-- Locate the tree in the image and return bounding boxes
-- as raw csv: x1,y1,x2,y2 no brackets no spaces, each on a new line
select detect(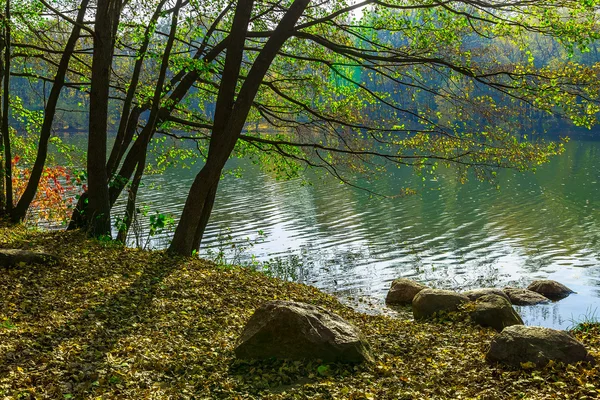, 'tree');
165,0,600,255
0,0,11,215
9,0,90,222
4,0,600,255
